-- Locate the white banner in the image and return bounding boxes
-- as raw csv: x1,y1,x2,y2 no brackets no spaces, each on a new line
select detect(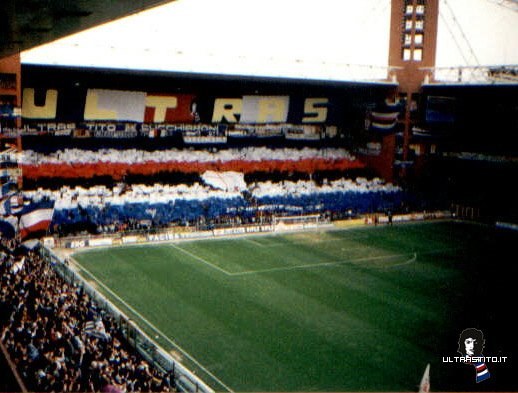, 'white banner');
84,89,146,122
